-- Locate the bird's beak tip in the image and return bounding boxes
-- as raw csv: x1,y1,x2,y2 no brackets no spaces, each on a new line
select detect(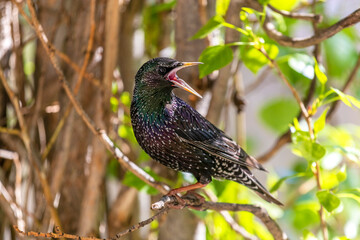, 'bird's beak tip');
182,62,203,66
